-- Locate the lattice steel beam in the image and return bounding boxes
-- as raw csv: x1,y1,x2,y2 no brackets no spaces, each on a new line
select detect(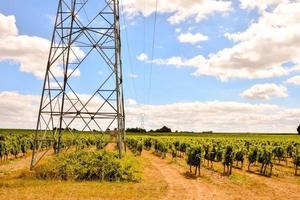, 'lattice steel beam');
30,0,125,169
